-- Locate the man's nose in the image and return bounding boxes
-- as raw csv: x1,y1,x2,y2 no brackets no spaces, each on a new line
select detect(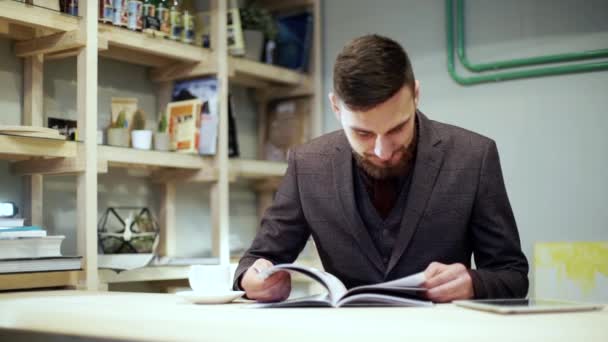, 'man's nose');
374,136,393,161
